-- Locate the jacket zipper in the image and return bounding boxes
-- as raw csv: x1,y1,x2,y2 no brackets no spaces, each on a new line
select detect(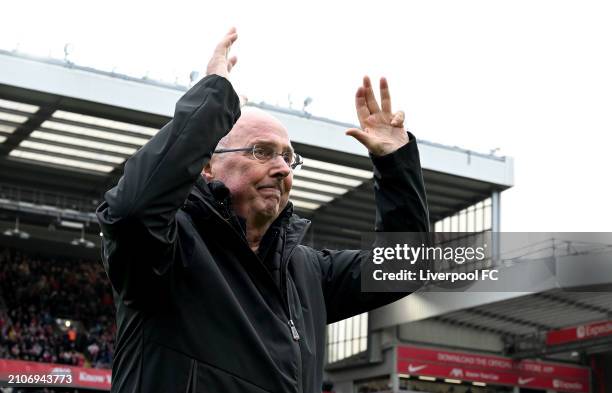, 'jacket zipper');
278,228,302,342
281,227,310,393
198,197,305,328
194,196,307,392
288,319,300,341
280,223,311,342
